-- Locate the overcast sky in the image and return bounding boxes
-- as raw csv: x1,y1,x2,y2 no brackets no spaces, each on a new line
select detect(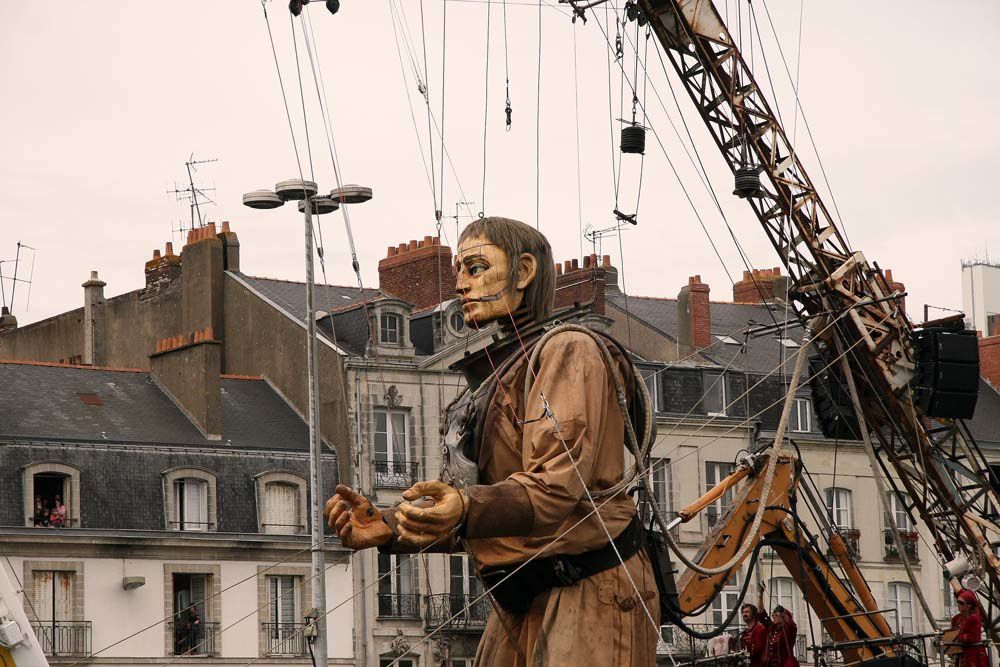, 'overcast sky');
2,1,998,327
